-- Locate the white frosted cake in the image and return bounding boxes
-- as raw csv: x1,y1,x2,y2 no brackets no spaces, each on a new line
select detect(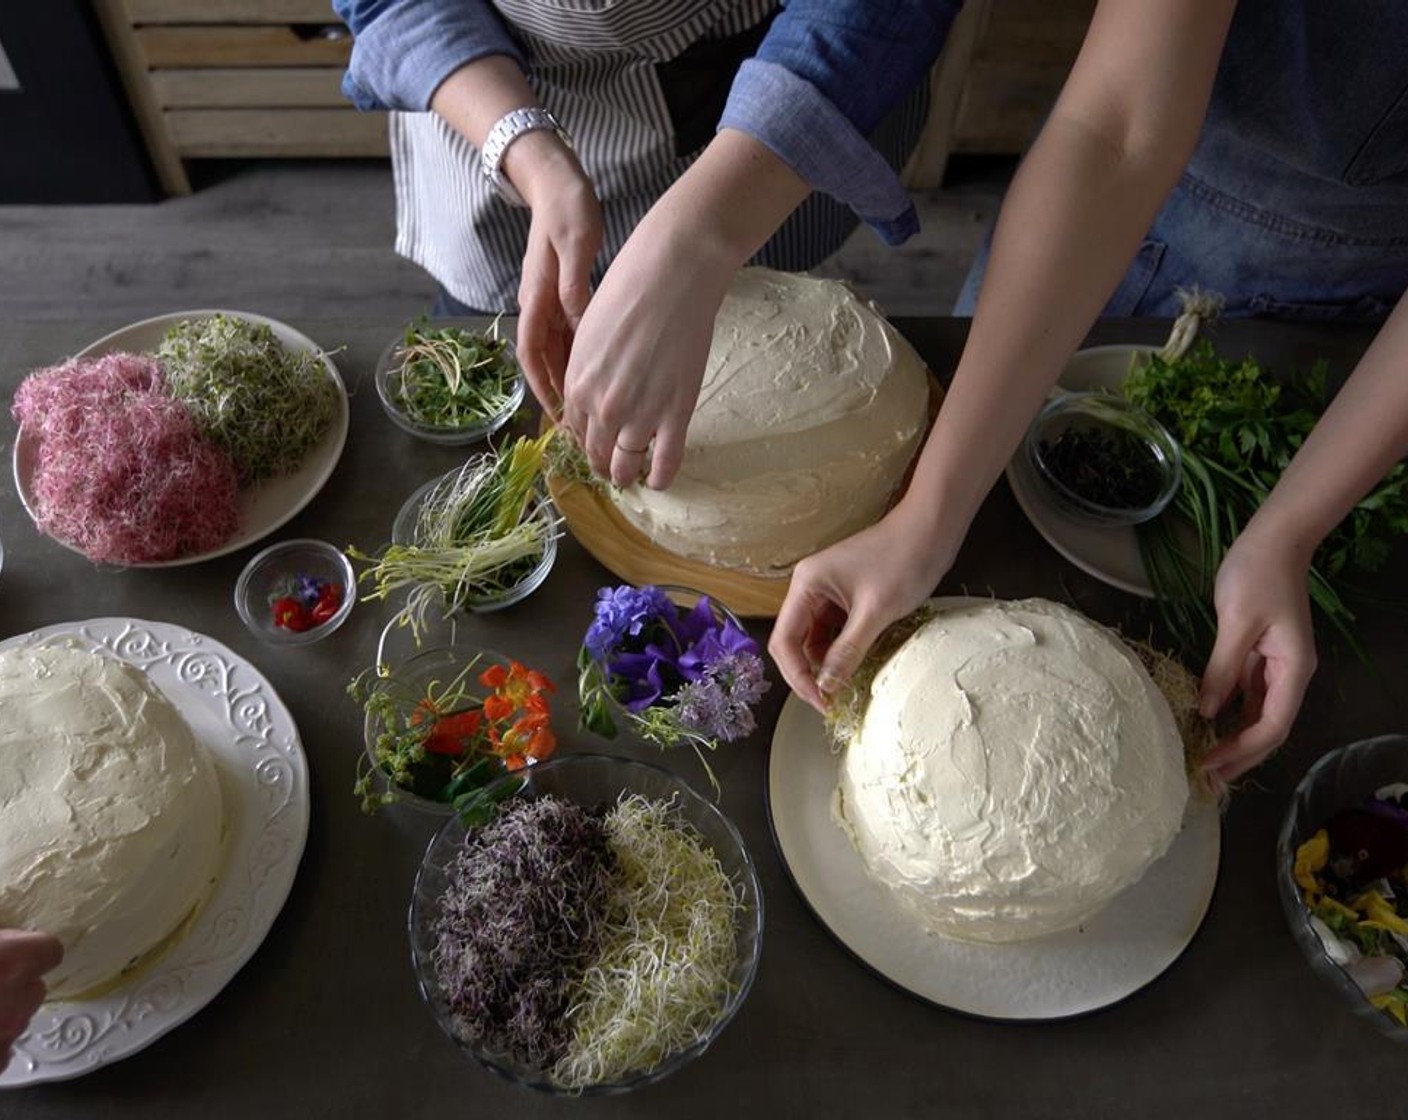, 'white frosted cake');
833,597,1188,943
0,641,225,999
612,267,929,574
